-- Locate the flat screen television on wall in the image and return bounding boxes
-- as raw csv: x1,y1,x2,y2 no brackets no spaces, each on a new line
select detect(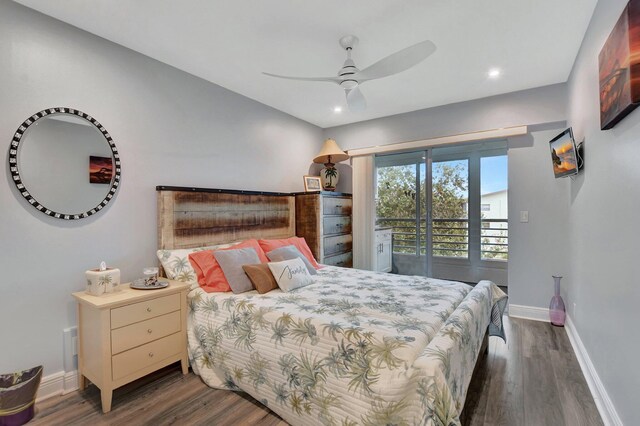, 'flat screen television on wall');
549,128,581,178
